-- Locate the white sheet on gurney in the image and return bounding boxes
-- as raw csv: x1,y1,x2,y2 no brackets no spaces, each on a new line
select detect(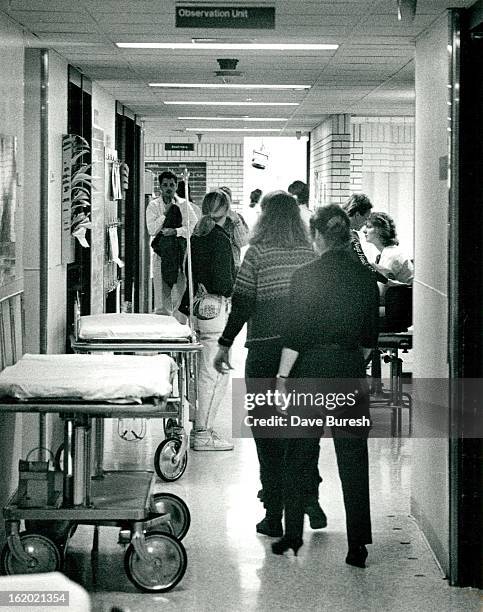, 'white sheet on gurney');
0,353,175,401
78,313,191,340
